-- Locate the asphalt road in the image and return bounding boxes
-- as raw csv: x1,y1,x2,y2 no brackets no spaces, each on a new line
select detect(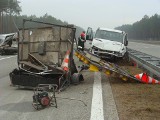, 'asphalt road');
0,55,118,120
0,56,17,78
0,41,159,120
128,41,160,58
